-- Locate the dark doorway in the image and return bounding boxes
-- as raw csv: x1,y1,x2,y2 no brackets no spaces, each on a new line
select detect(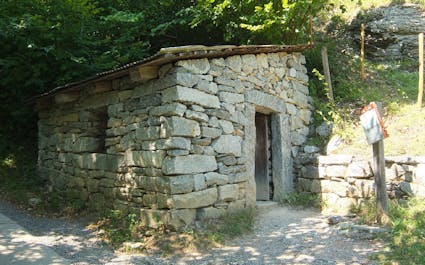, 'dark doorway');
255,112,273,200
